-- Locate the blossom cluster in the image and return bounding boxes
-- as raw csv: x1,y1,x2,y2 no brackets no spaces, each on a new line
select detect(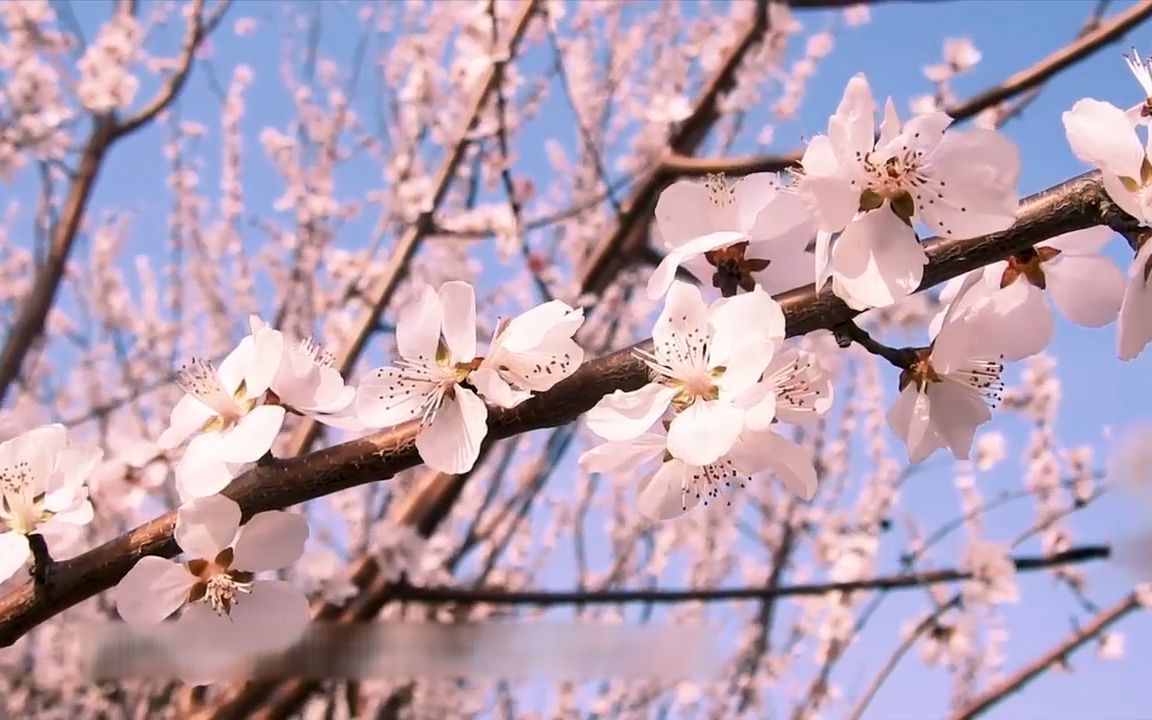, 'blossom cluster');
2,52,1151,676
